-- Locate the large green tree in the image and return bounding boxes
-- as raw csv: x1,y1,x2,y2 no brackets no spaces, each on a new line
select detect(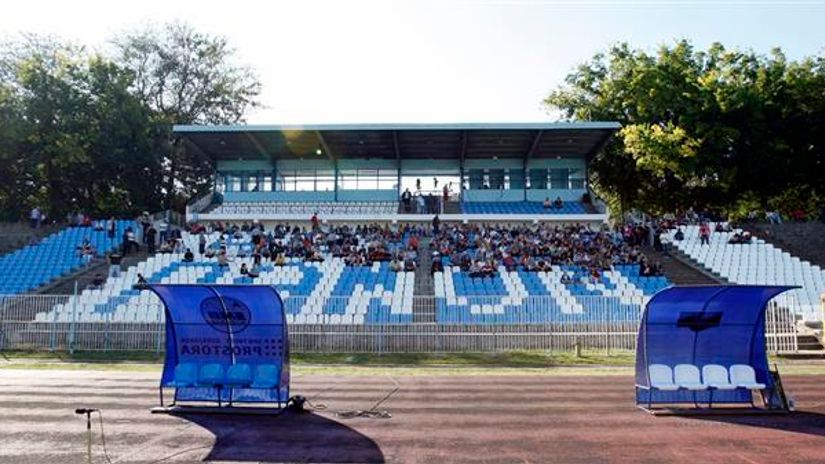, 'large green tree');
113,22,261,210
0,36,162,219
545,40,825,218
